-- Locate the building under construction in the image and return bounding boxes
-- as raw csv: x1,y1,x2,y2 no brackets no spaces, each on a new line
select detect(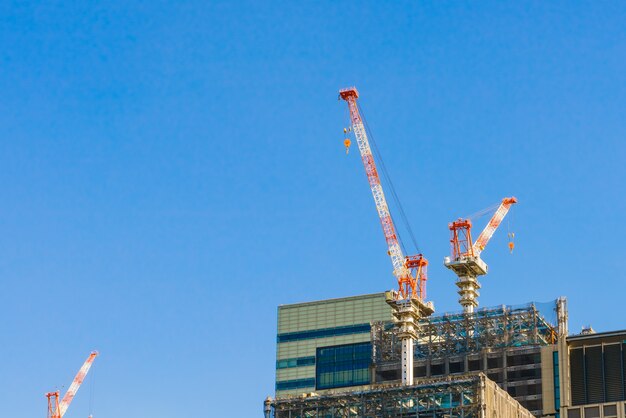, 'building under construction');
265,293,566,418
263,87,626,417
